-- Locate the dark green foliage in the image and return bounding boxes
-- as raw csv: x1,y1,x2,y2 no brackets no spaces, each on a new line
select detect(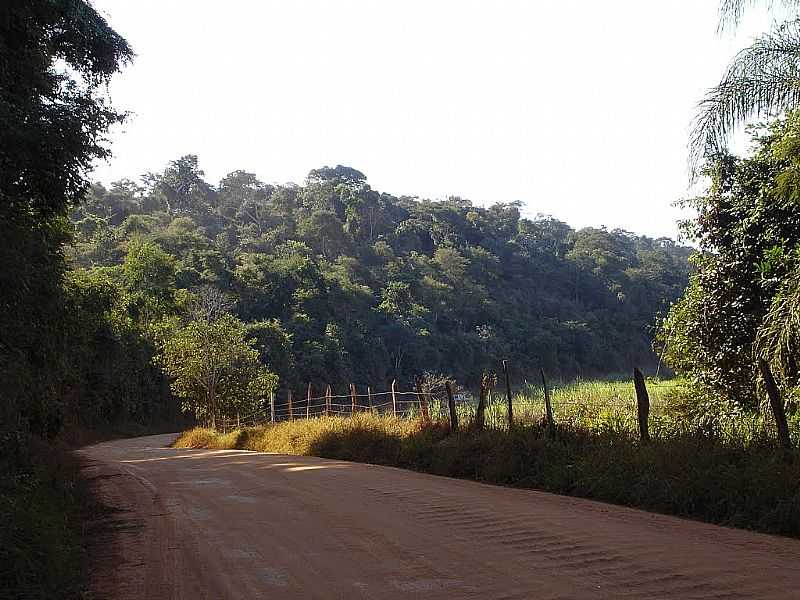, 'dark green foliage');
663,115,800,408
0,0,182,442
73,158,692,390
0,439,87,600
0,0,132,218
